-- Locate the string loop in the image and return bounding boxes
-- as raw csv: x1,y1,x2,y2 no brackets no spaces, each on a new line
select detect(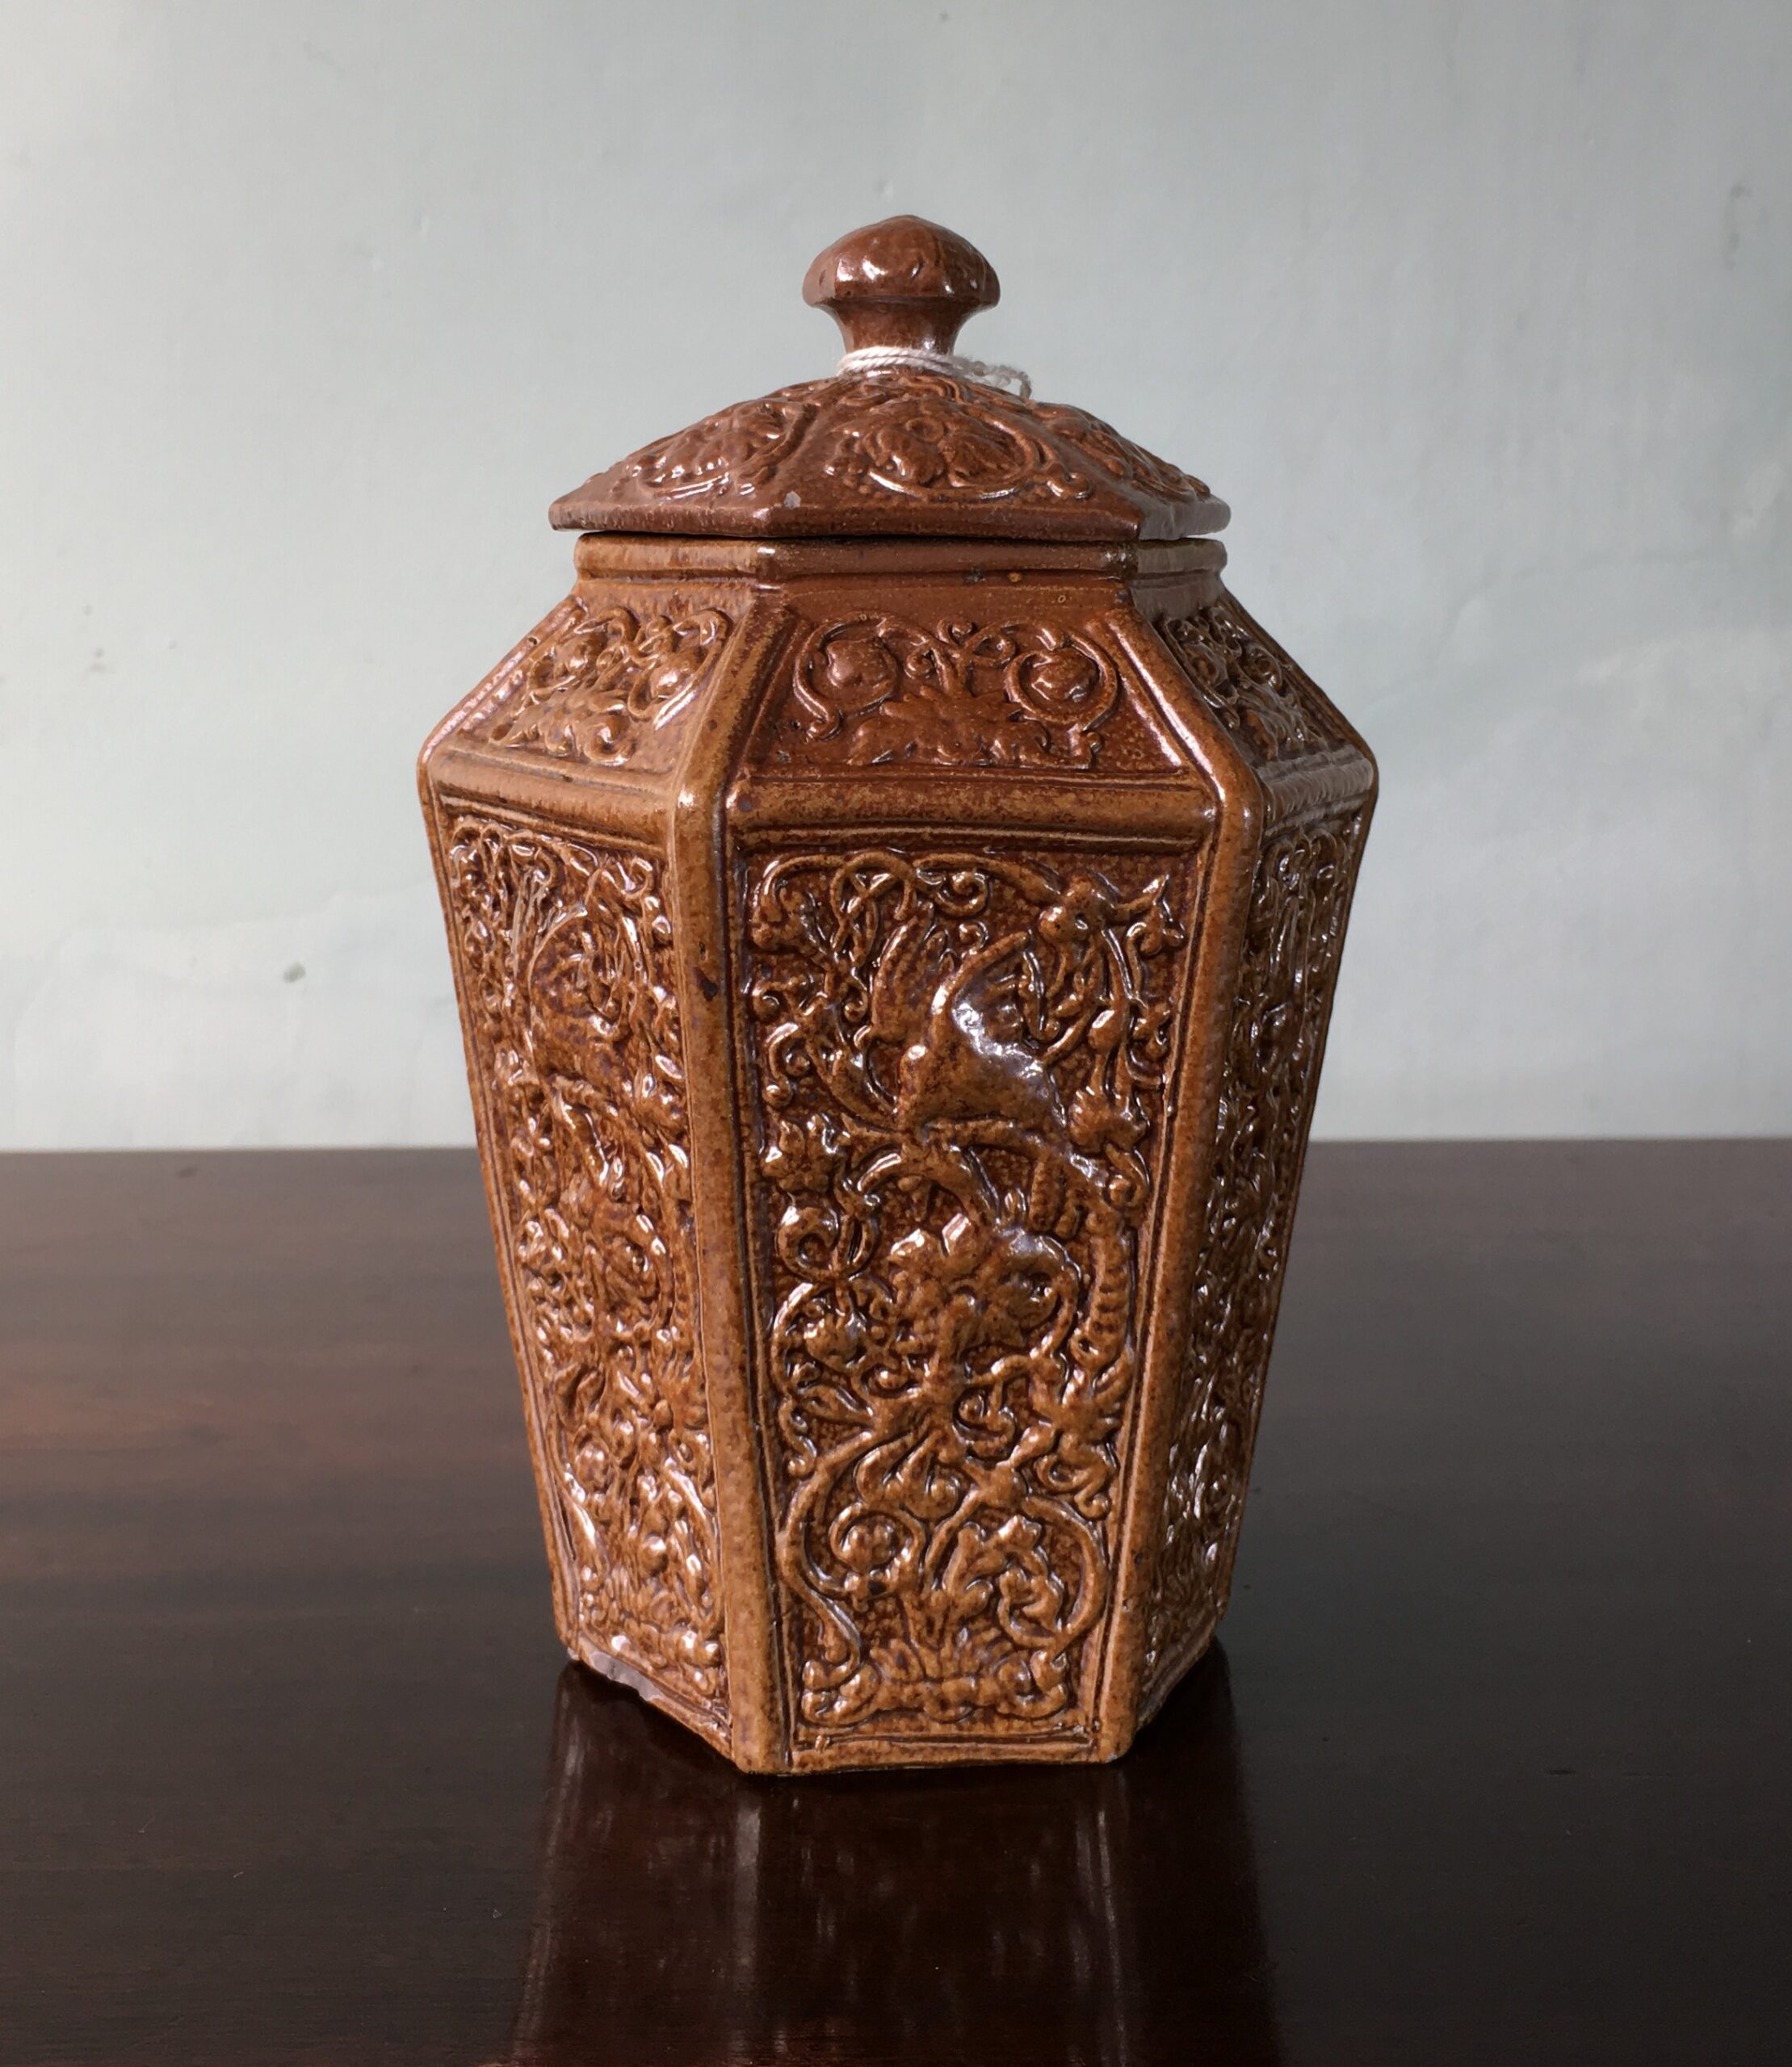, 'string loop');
837,344,1032,401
